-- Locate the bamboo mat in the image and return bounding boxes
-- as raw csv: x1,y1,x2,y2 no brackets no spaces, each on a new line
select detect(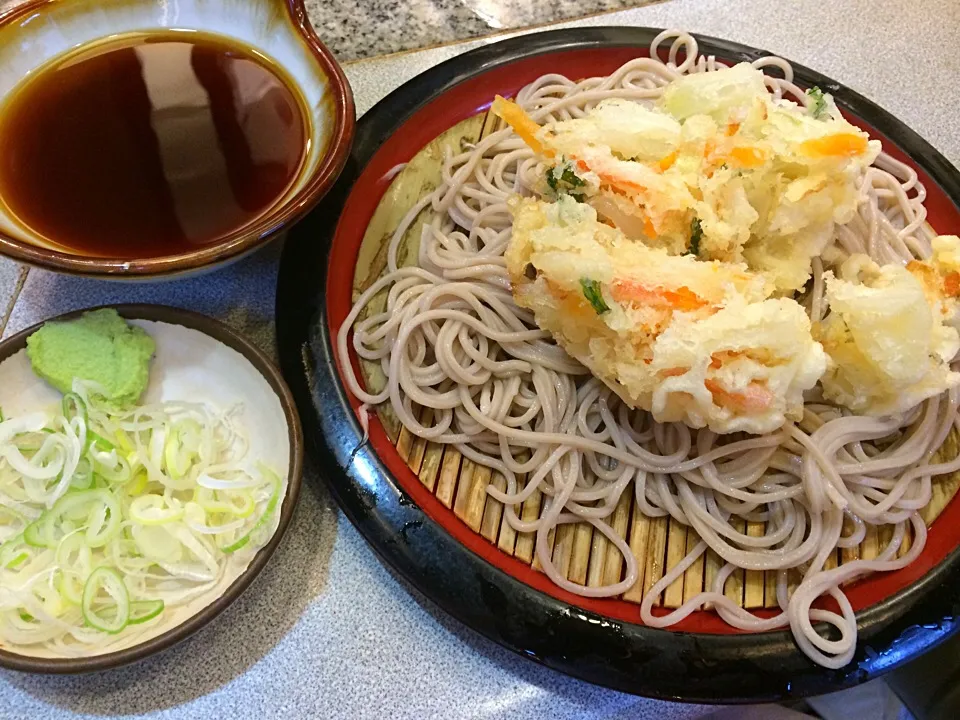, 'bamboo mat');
350,109,960,610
